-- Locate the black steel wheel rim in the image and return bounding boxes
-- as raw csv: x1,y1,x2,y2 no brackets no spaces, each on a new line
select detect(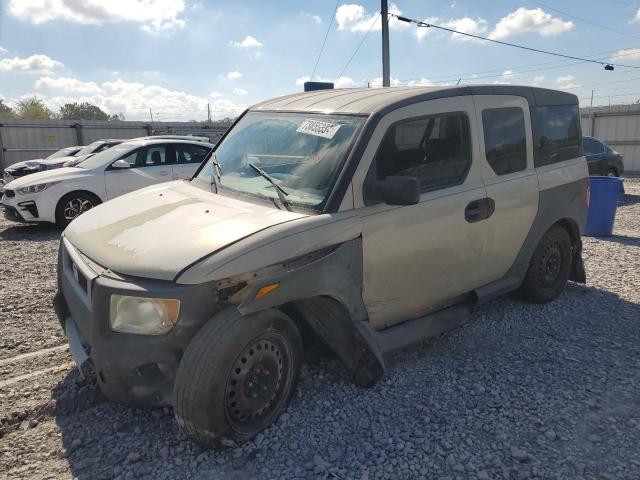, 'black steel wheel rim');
540,242,562,288
225,334,290,431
